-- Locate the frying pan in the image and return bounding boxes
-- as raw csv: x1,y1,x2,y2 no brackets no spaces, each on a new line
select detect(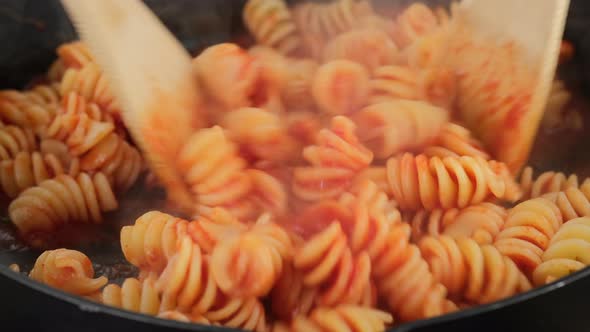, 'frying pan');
2,0,590,331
